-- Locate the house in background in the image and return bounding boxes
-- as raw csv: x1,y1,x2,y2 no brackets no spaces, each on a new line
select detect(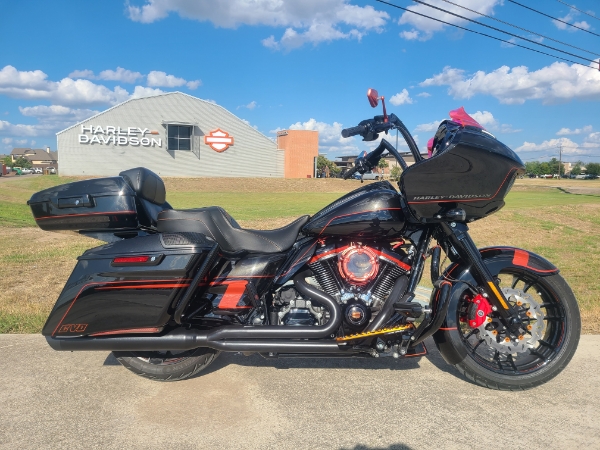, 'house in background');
10,147,58,171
